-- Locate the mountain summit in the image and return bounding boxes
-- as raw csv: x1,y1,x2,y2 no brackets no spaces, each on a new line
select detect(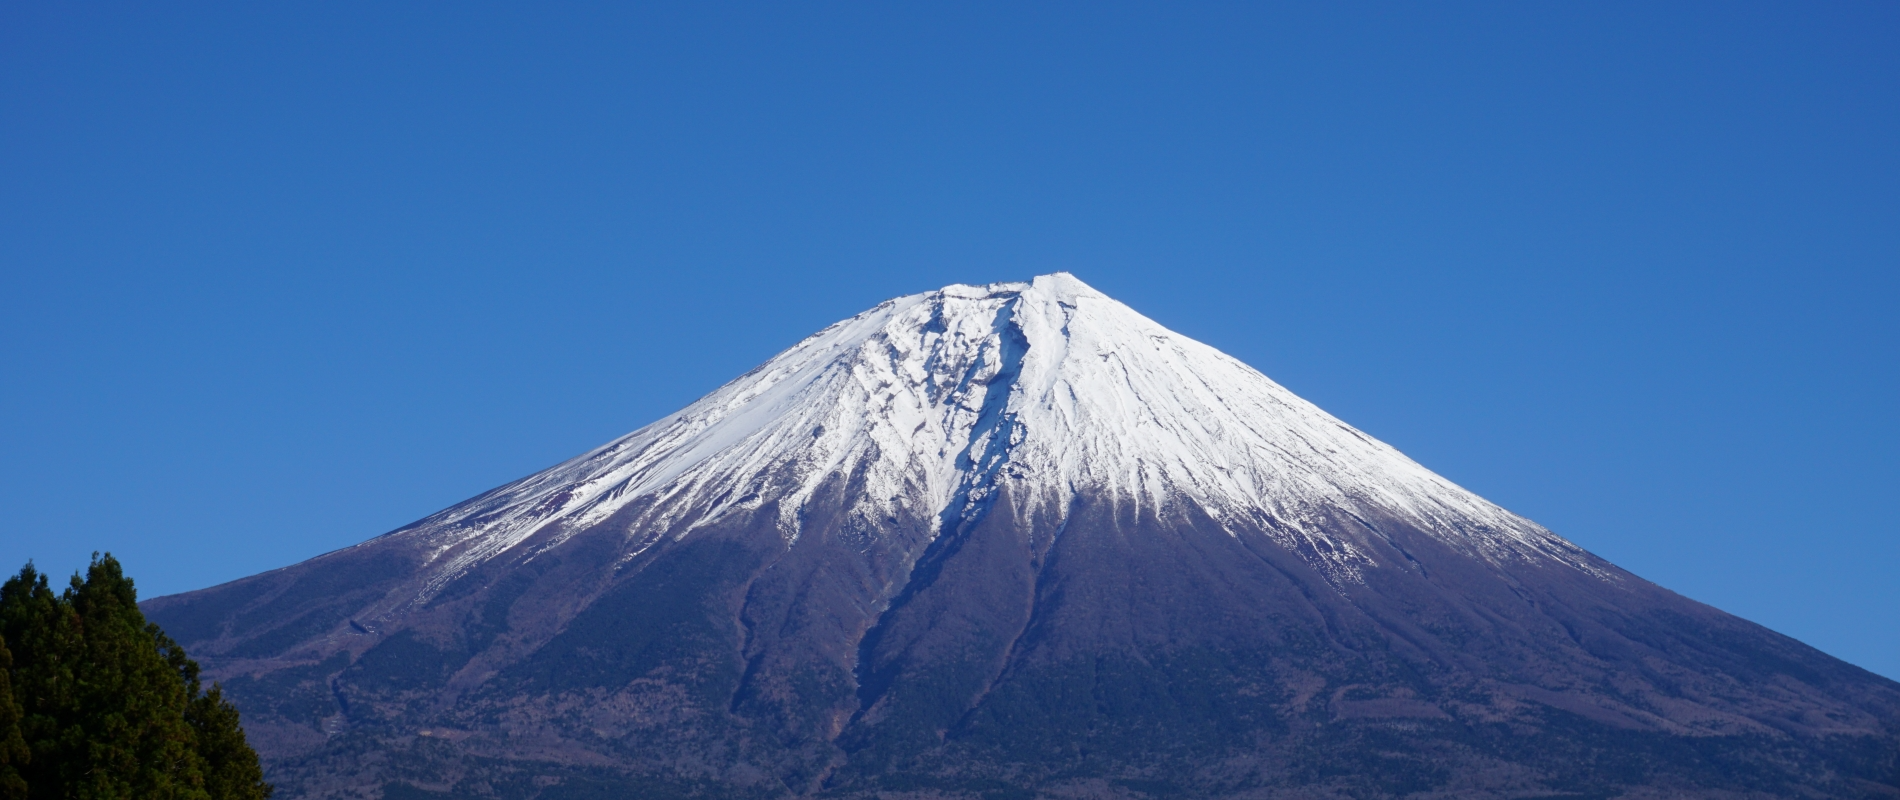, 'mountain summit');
394,273,1588,604
146,275,1900,799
